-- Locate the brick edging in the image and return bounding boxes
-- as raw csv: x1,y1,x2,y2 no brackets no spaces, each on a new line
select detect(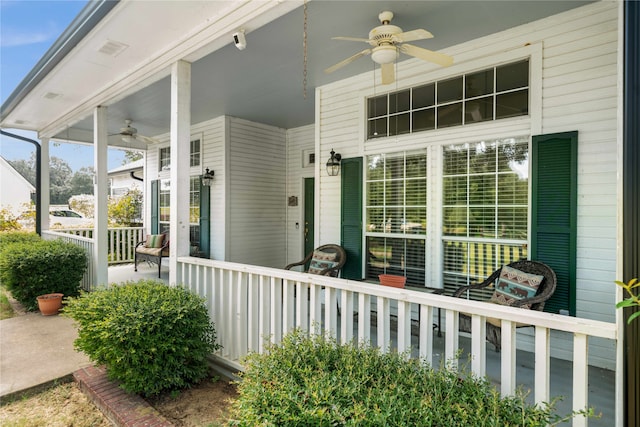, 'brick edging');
73,365,173,427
